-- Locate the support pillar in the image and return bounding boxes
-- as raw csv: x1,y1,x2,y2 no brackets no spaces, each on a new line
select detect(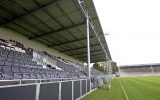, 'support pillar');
87,16,90,79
